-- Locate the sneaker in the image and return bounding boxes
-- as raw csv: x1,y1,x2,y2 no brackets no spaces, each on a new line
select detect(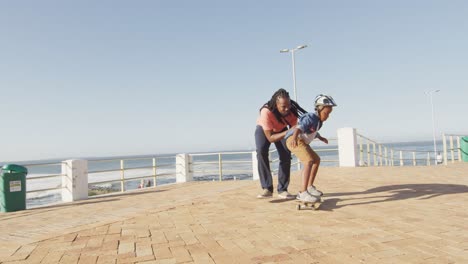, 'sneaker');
296,191,318,203
307,185,323,197
278,191,295,199
257,189,273,198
